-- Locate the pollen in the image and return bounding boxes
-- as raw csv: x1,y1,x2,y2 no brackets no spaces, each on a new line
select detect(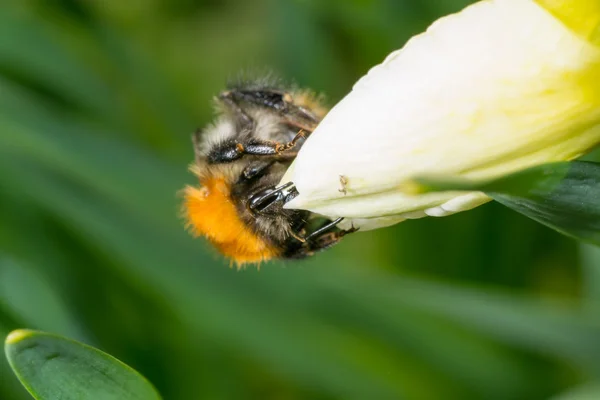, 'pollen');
183,177,279,266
